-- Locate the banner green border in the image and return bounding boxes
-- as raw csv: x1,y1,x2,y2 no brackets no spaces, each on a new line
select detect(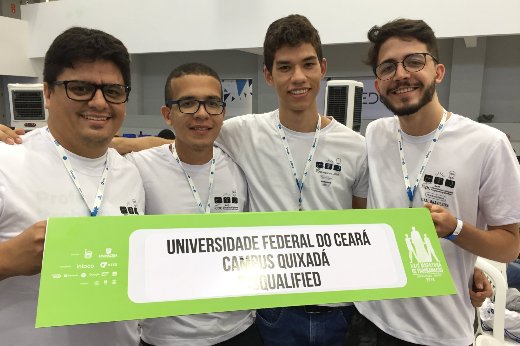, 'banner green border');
36,208,455,327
